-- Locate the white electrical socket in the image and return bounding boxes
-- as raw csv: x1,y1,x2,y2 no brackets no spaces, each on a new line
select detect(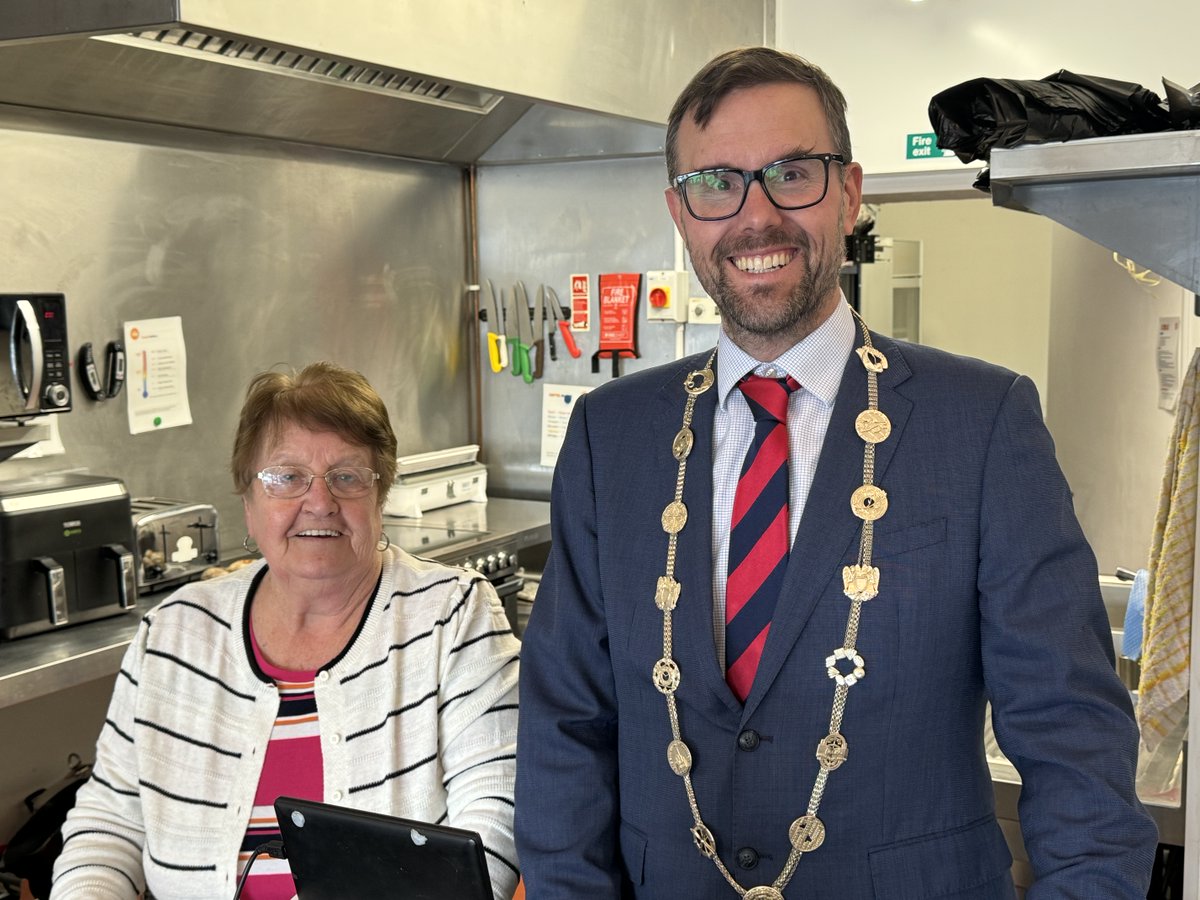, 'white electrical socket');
688,295,721,325
645,270,689,322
